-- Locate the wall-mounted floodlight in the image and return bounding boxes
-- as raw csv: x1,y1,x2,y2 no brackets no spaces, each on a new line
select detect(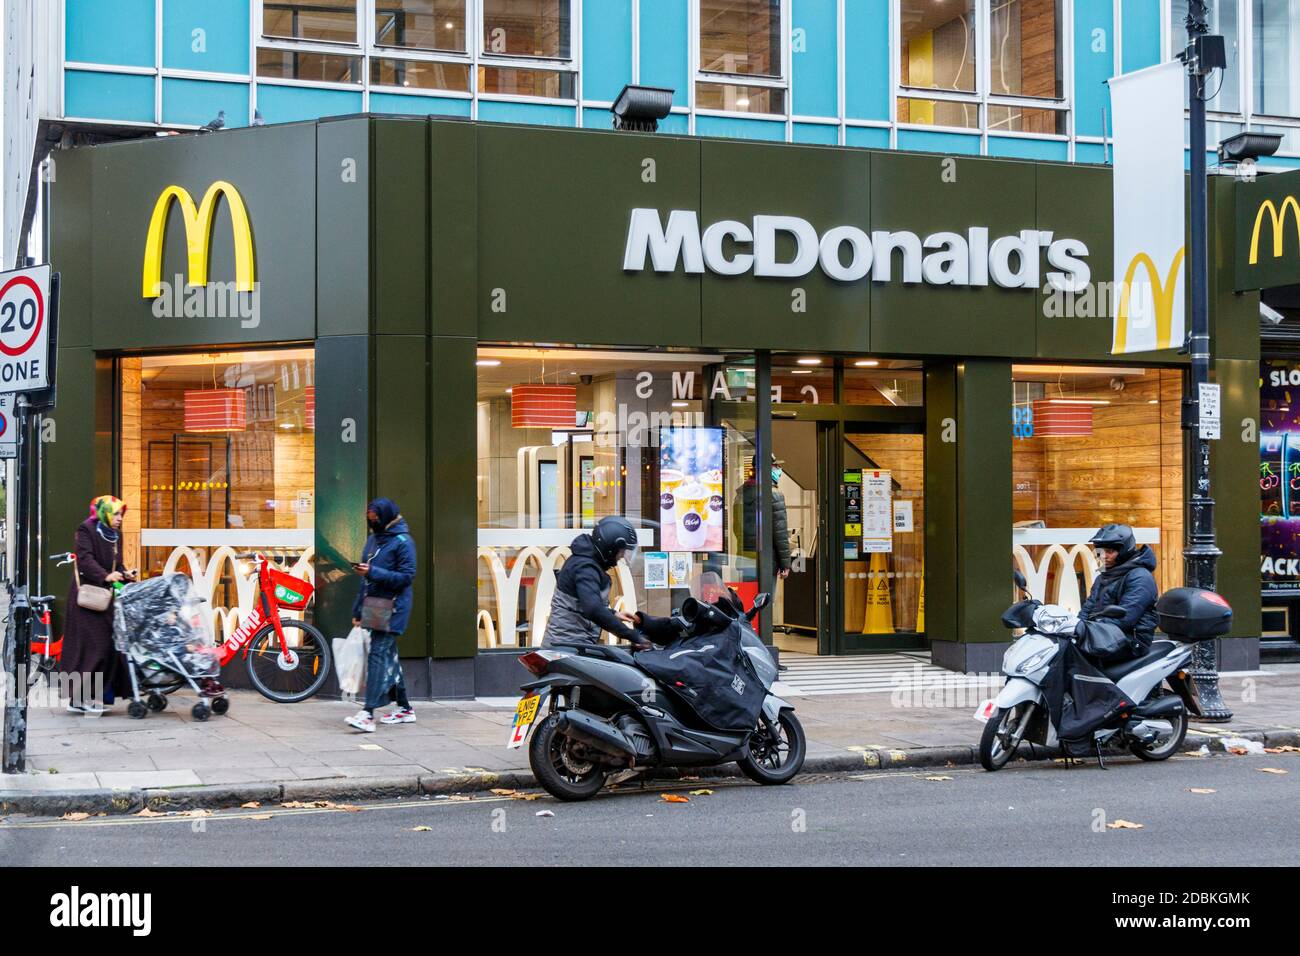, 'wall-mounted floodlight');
1218,131,1283,182
611,85,674,133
